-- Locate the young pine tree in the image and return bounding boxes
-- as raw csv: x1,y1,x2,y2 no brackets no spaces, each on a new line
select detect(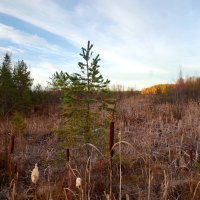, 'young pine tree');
51,41,111,147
